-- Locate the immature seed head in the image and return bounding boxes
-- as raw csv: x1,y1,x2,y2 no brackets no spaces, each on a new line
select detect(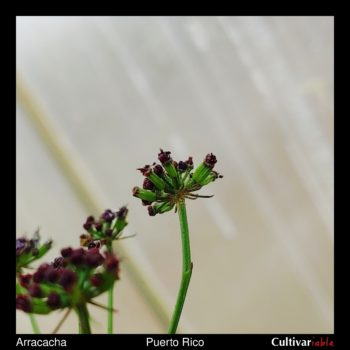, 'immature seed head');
143,178,155,190
158,149,172,164
16,295,32,312
116,206,128,219
16,232,52,271
33,263,50,283
28,284,43,298
16,238,26,255
80,207,129,247
132,186,140,197
94,222,103,231
134,149,222,216
69,248,86,266
53,256,66,269
90,273,104,287
47,292,61,309
101,209,115,223
83,222,92,230
153,164,164,176
45,265,59,283
186,157,193,166
19,274,32,288
104,252,120,278
61,247,73,258
178,161,187,171
147,206,156,216
204,153,217,169
85,248,104,268
137,165,152,176
86,216,95,223
58,269,77,291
